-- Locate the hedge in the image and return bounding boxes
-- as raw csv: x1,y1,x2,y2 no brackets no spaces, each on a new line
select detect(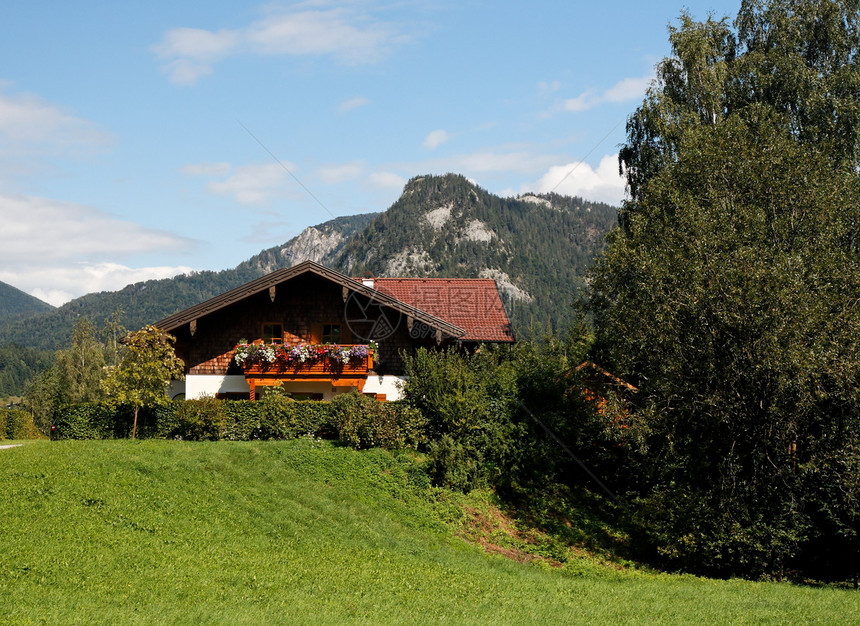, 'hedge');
51,394,426,450
0,408,43,440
